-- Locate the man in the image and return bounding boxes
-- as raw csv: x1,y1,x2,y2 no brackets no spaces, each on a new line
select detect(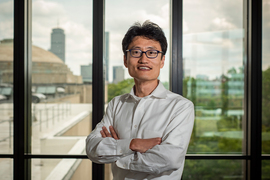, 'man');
86,21,194,179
